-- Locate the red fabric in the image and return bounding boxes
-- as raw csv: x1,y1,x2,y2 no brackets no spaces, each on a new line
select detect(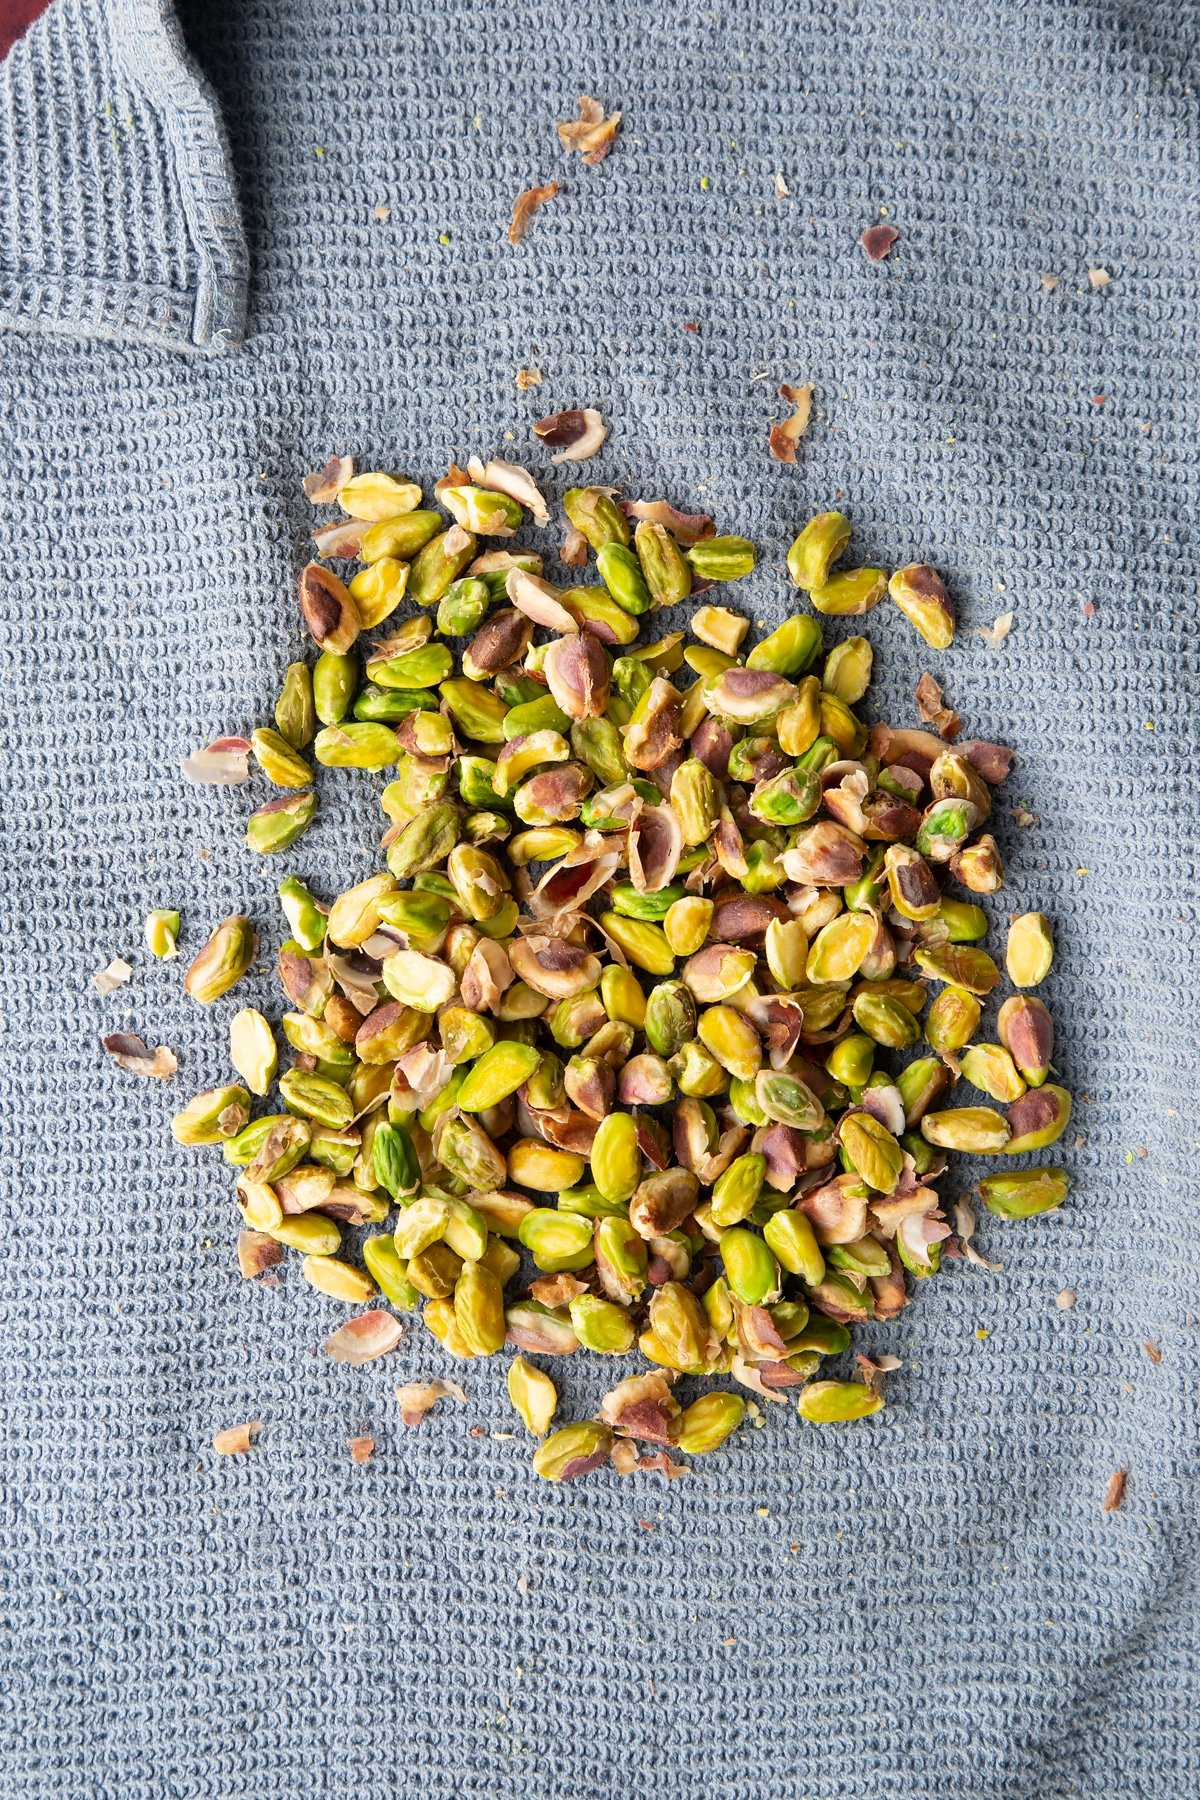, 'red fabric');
0,0,51,60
